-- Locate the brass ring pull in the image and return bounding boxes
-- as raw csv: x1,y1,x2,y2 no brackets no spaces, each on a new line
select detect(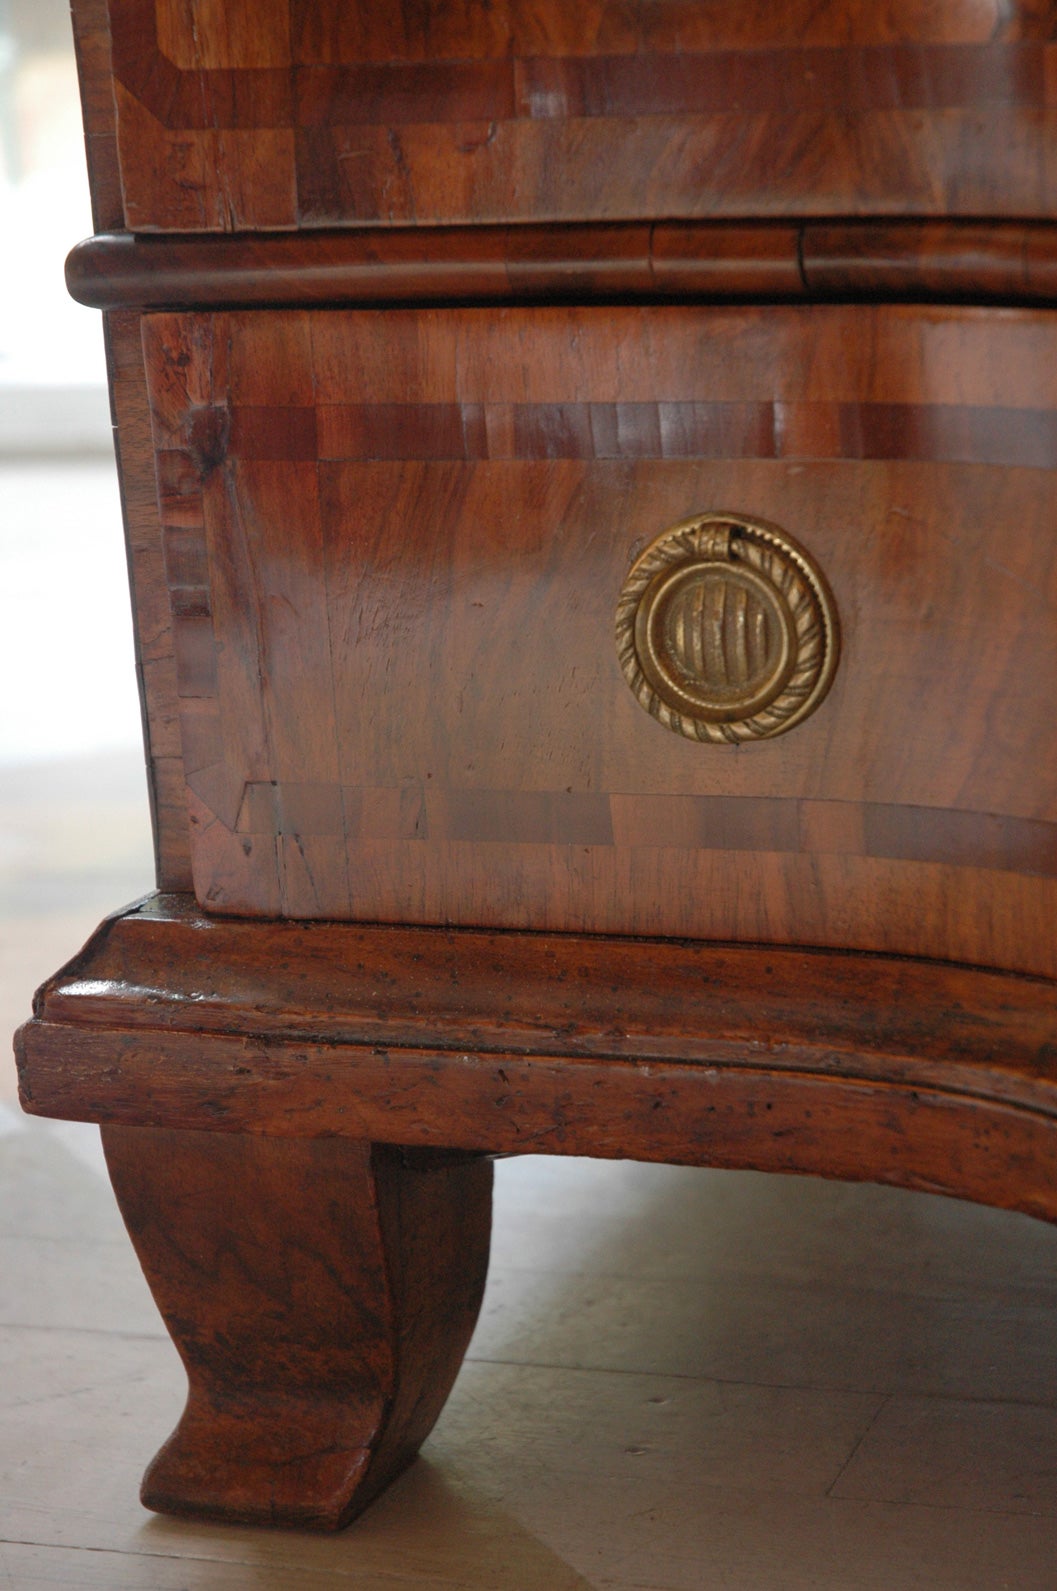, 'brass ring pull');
615,512,840,743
